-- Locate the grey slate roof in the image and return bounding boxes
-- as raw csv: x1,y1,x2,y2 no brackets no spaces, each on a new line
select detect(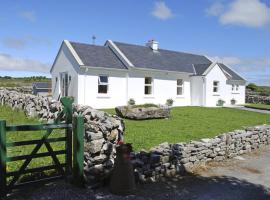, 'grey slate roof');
70,41,127,69
217,63,245,81
32,82,50,89
68,40,245,81
193,63,245,81
193,63,212,75
113,41,212,73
